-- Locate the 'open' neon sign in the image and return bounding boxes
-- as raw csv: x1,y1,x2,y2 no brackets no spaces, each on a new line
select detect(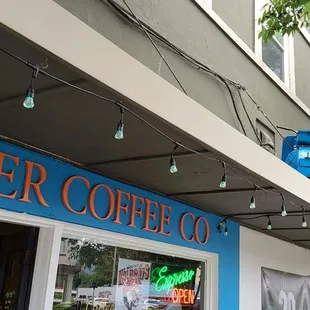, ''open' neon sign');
171,288,195,305
155,265,195,294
